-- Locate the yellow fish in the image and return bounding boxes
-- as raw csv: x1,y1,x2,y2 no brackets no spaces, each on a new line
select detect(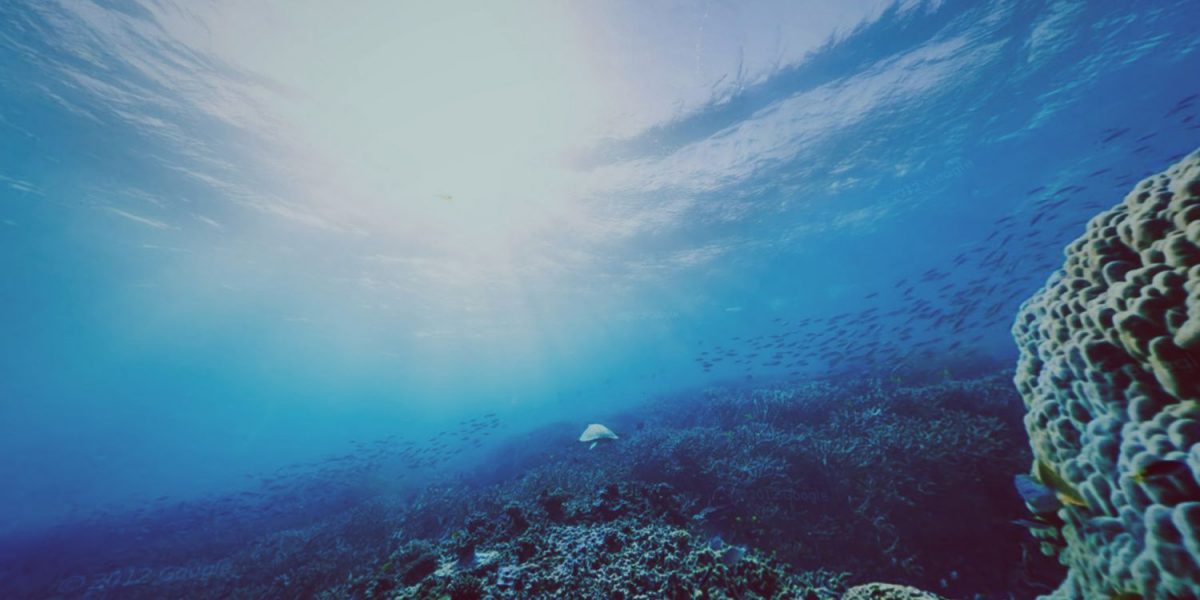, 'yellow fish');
1036,459,1089,508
